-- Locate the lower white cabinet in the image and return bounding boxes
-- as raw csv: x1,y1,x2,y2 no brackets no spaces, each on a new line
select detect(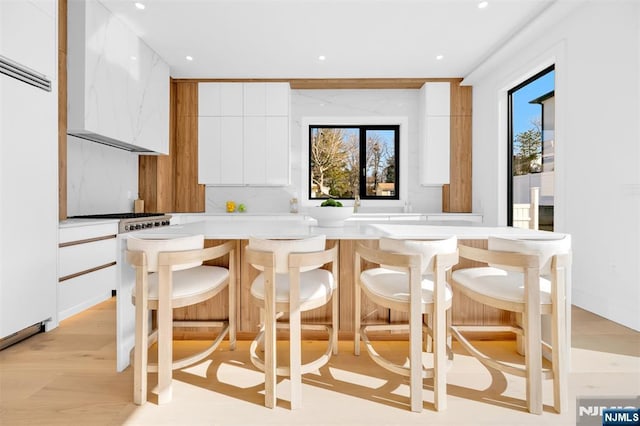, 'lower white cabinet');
58,222,118,321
